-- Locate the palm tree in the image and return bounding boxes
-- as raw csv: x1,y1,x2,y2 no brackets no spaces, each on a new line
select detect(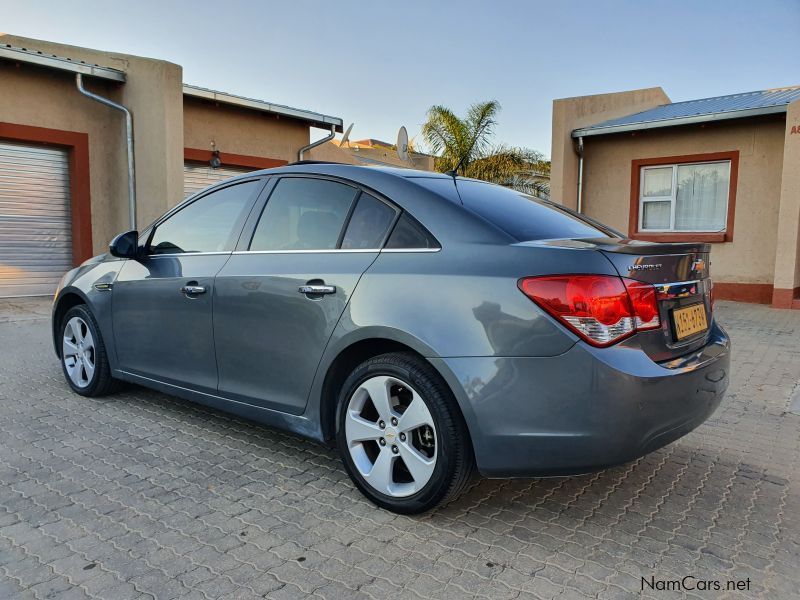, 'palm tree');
421,100,500,175
421,101,548,196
